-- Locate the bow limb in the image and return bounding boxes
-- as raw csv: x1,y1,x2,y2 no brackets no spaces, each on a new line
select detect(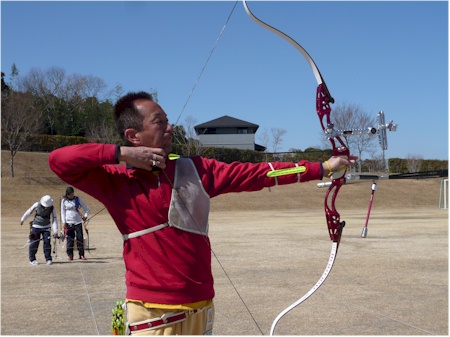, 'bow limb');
270,242,338,335
242,0,333,103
